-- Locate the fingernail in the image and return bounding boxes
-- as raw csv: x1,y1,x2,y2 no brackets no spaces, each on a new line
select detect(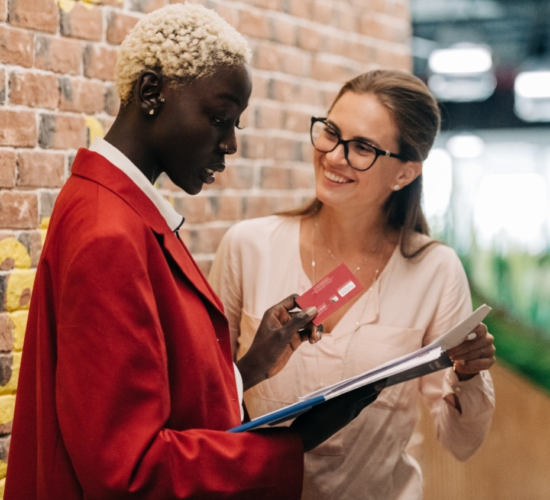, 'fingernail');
305,307,317,316
467,333,477,341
